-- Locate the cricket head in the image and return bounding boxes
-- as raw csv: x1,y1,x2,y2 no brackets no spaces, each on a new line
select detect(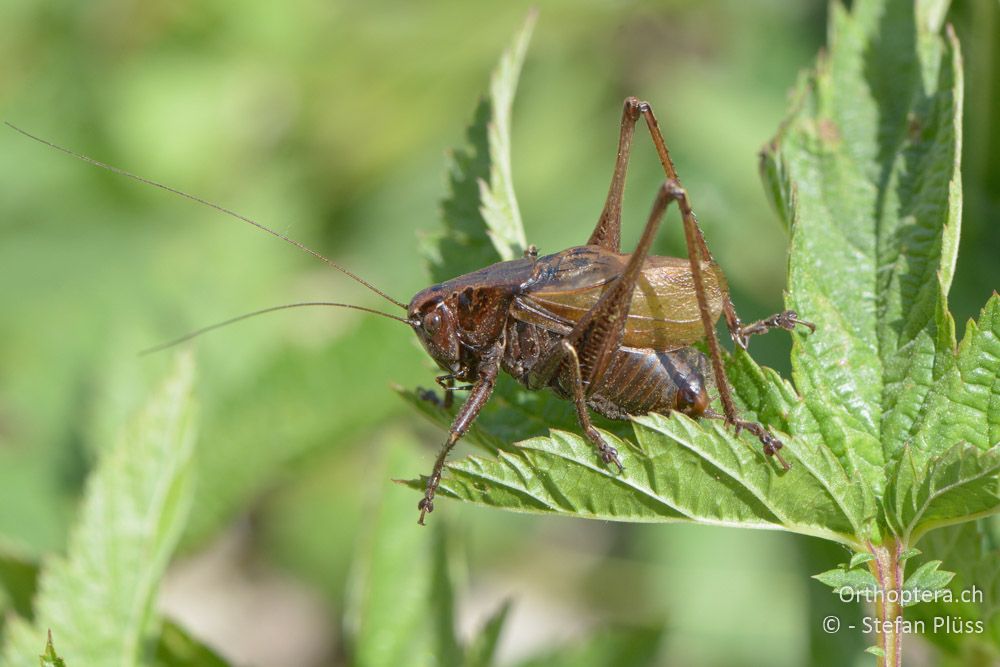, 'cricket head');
407,285,462,373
